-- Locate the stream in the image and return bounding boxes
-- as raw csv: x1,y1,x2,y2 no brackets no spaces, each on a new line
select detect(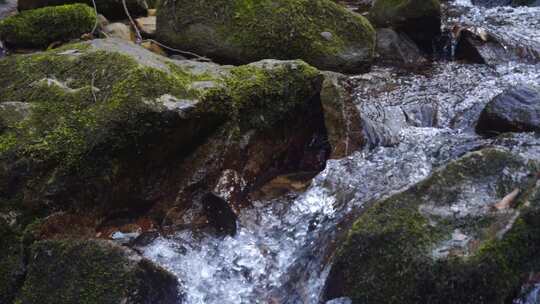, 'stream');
142,1,540,303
